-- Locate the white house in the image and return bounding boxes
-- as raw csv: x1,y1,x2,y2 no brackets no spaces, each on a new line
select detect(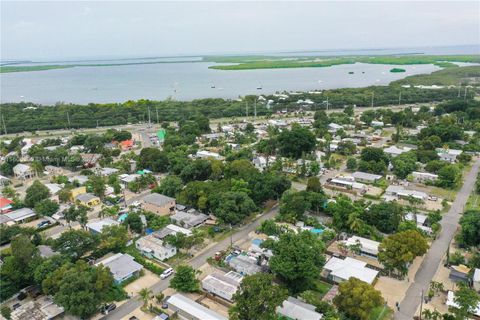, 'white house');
352,172,382,184
437,148,463,163
86,218,119,234
322,257,379,285
135,234,177,261
473,268,480,292
343,236,380,259
196,150,224,161
384,146,412,157
167,294,227,320
13,164,34,179
412,171,438,183
277,297,323,320
384,185,428,201
328,123,343,133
